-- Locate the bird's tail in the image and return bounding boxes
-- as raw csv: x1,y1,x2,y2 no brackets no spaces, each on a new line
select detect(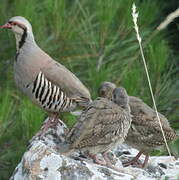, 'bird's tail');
75,97,92,107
